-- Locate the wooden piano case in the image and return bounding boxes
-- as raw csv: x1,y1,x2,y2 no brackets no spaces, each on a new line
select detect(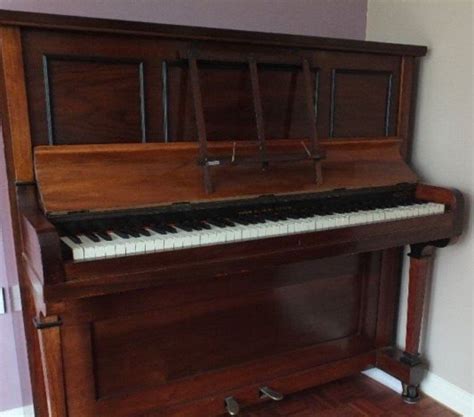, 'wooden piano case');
55,252,385,417
0,10,464,417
